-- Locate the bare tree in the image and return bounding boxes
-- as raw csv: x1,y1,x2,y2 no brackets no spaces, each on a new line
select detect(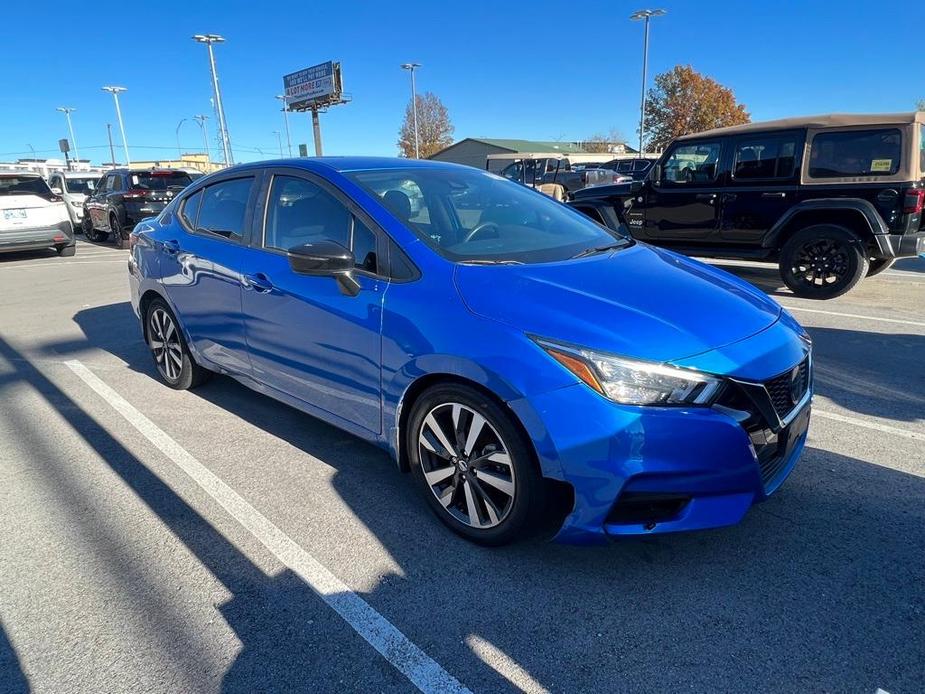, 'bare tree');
582,128,630,153
398,92,454,158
